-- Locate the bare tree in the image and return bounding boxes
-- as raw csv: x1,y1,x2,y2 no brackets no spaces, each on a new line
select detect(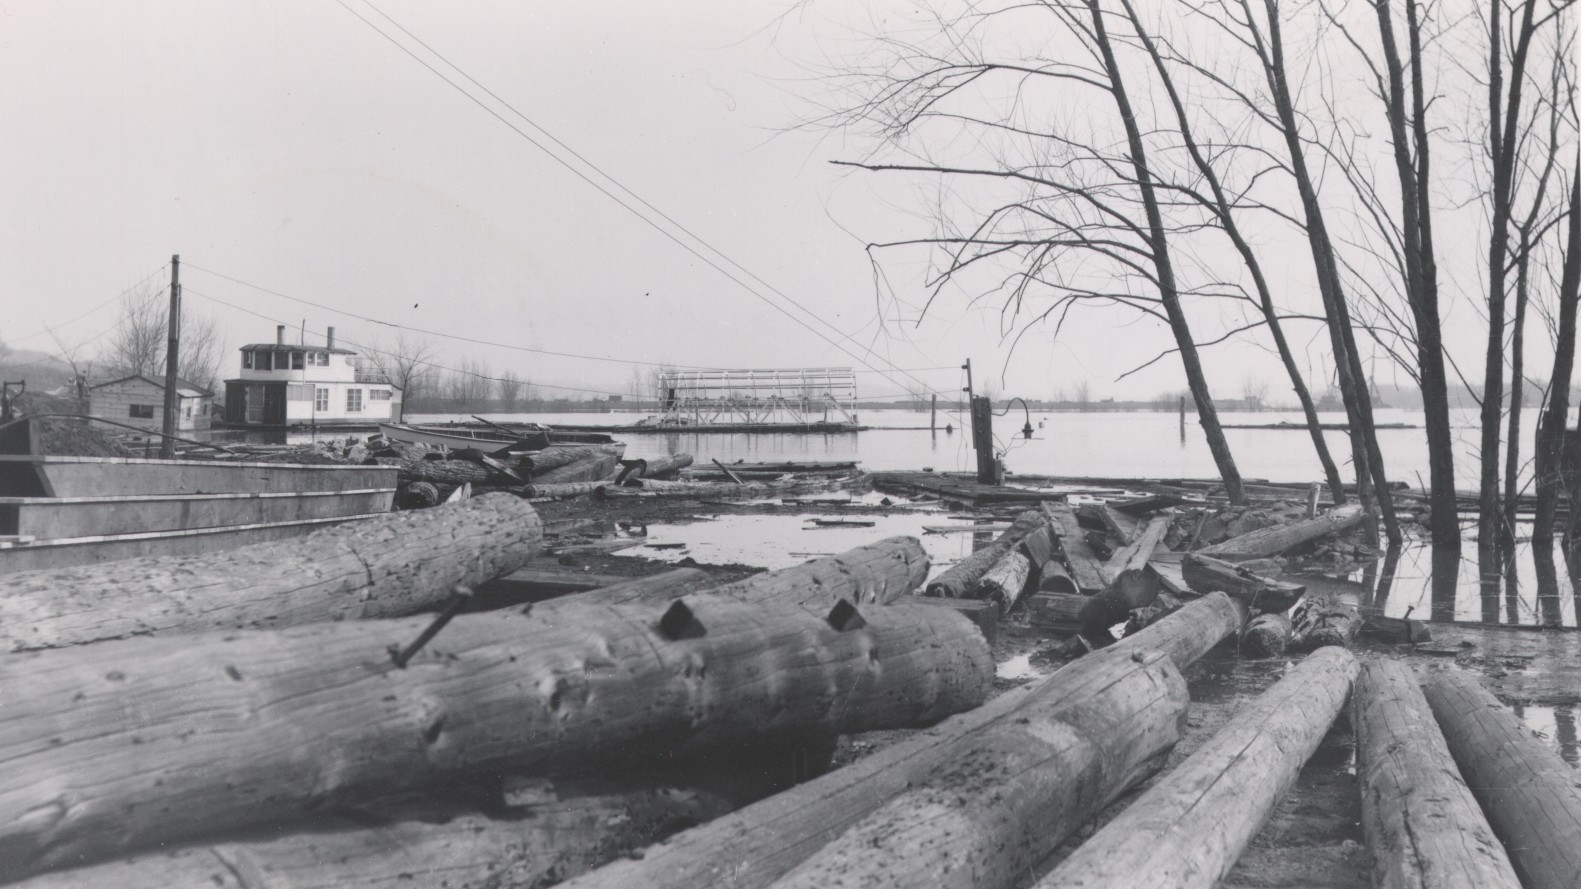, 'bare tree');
102,287,224,394
366,332,437,403
1538,169,1581,621
445,358,494,406
1073,379,1092,411
1240,375,1269,411
497,370,526,411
